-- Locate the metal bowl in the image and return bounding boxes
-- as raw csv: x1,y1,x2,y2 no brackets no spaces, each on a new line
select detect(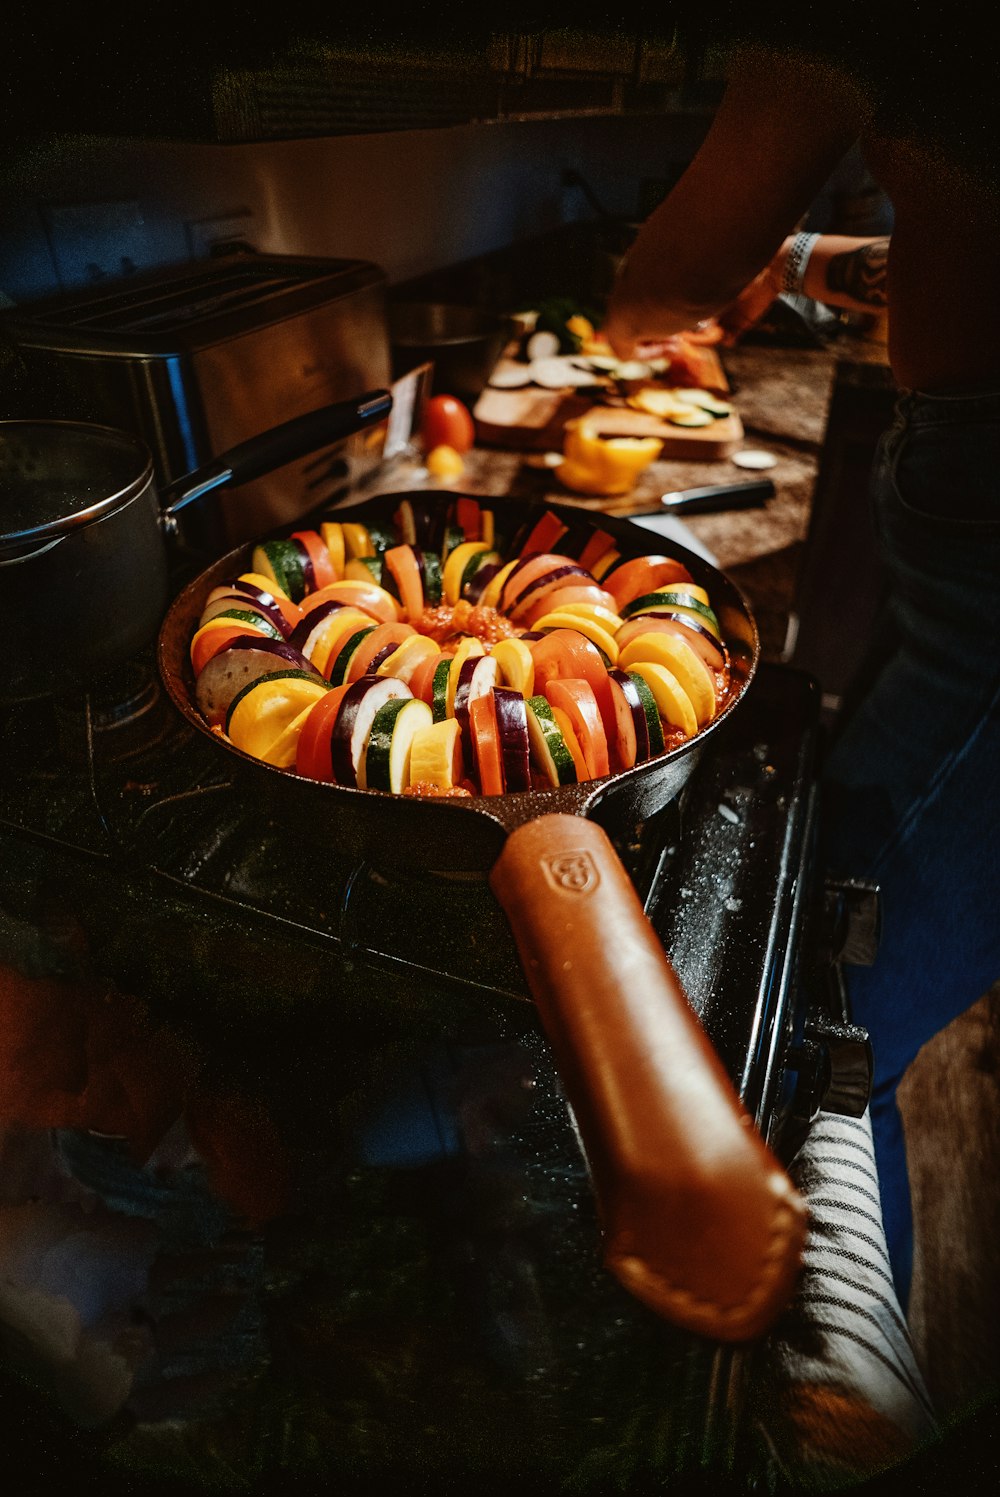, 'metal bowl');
388,301,514,405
